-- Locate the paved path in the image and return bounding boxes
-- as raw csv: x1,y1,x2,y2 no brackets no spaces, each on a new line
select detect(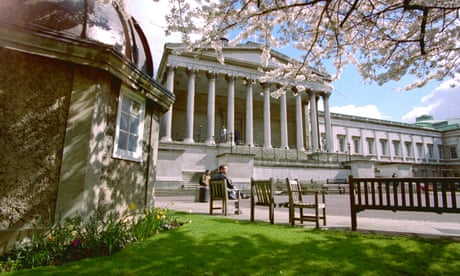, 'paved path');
155,194,460,240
